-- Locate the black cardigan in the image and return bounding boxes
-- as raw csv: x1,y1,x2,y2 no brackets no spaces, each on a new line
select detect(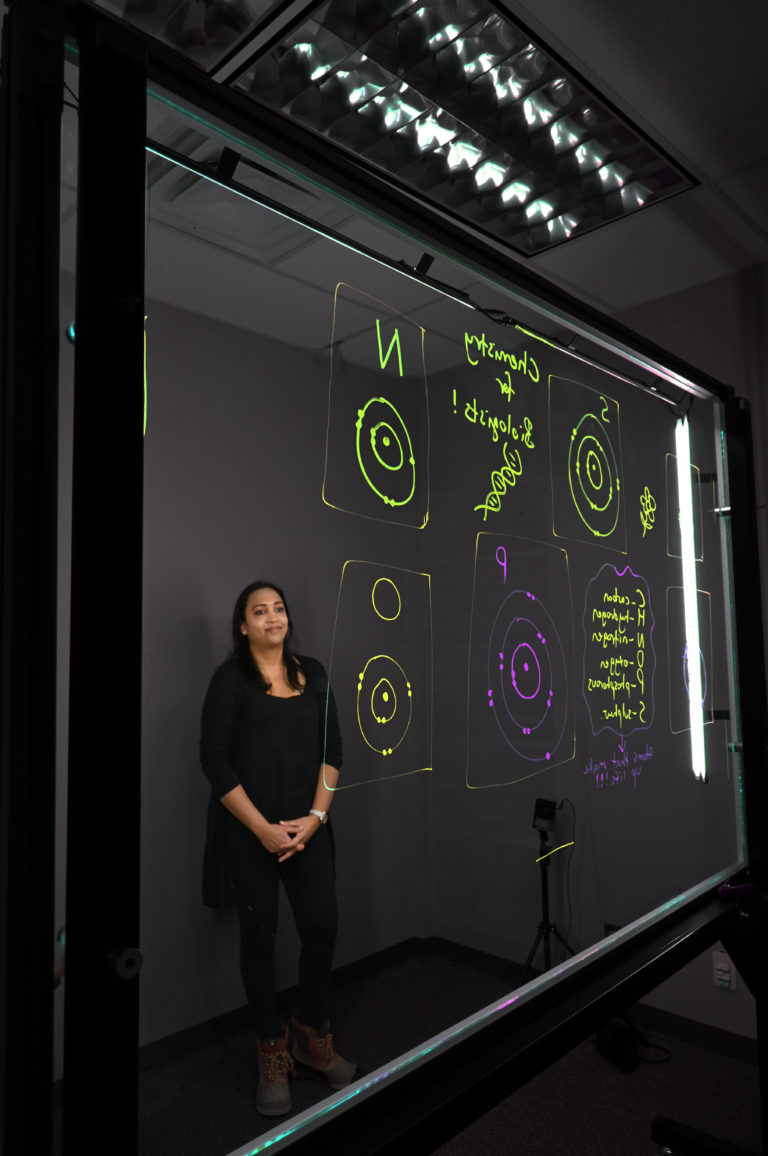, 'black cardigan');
200,654,343,910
